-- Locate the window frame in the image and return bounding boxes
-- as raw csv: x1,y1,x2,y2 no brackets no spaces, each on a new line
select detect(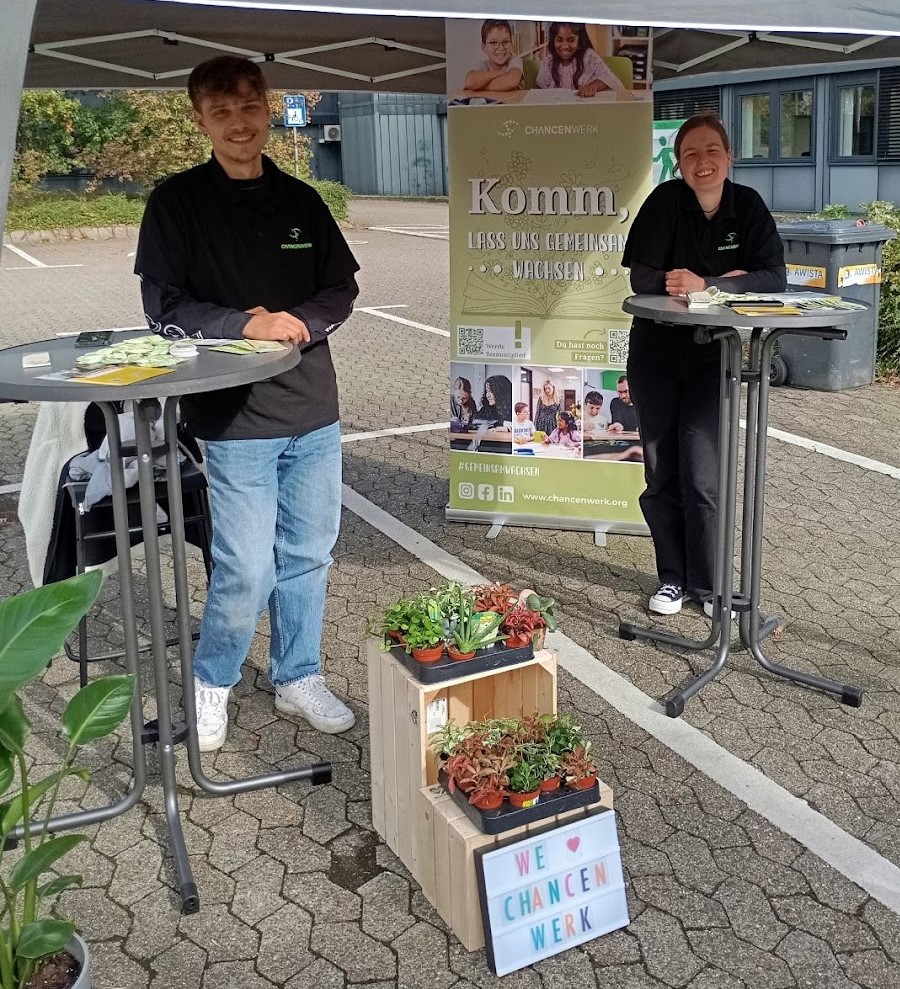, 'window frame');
831,71,878,163
733,78,816,165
